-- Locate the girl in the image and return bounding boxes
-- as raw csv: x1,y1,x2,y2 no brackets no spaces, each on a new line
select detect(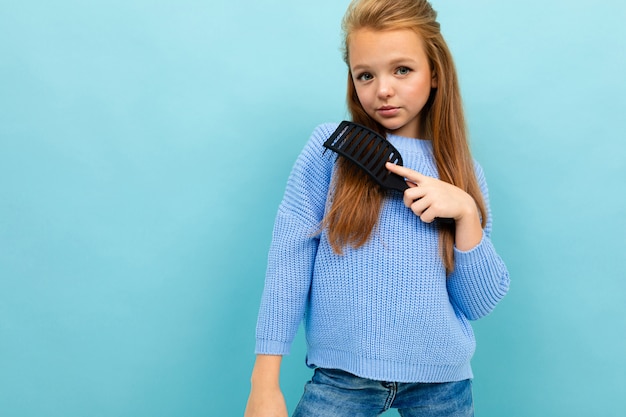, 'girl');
245,0,510,416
